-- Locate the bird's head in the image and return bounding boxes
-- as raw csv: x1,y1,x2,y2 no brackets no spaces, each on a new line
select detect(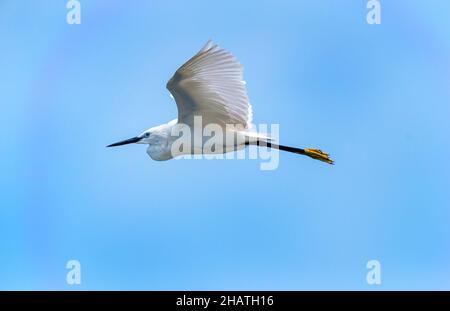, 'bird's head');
107,129,153,147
